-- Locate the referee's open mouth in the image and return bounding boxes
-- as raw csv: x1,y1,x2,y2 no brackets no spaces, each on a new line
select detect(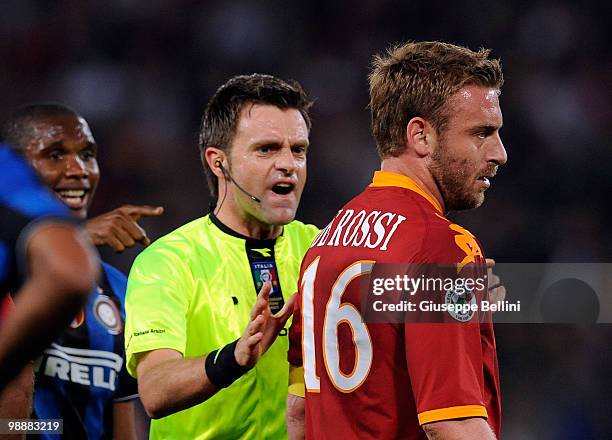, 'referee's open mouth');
271,182,295,195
